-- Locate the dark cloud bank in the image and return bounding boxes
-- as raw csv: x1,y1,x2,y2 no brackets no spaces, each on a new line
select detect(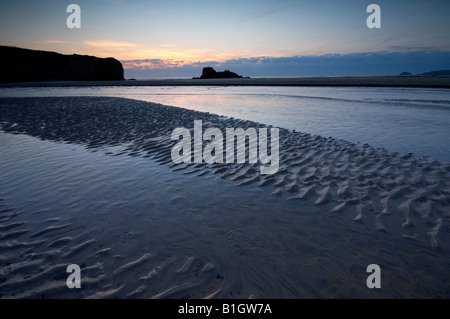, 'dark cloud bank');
122,51,450,78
